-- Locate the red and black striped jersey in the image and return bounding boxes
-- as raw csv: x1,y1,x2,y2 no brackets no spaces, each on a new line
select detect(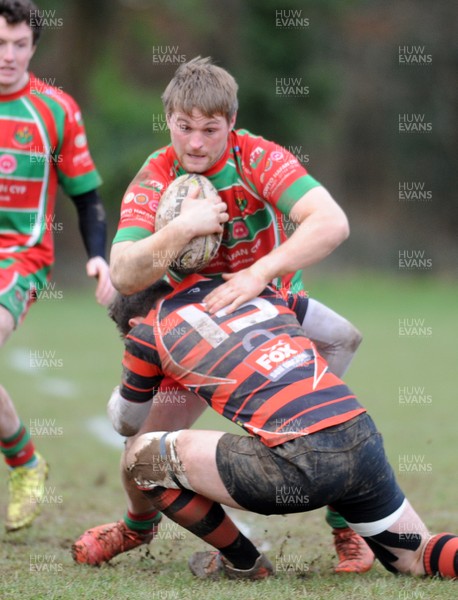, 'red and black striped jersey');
120,275,365,447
